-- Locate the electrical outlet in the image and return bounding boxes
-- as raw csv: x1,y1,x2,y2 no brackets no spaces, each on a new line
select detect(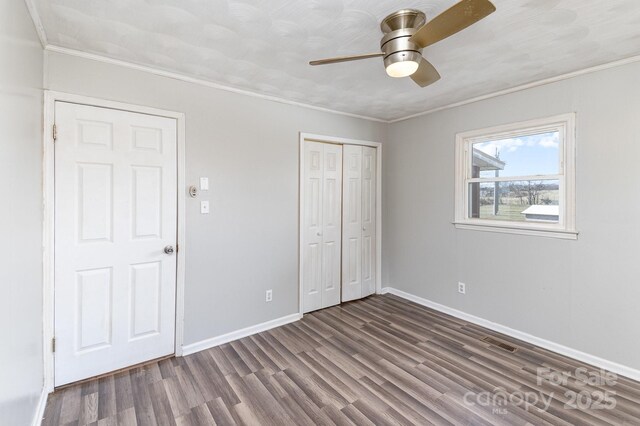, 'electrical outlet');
265,289,273,302
458,282,466,294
